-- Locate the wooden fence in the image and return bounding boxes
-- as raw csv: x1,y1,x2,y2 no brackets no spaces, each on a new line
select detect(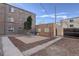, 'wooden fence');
64,28,79,37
